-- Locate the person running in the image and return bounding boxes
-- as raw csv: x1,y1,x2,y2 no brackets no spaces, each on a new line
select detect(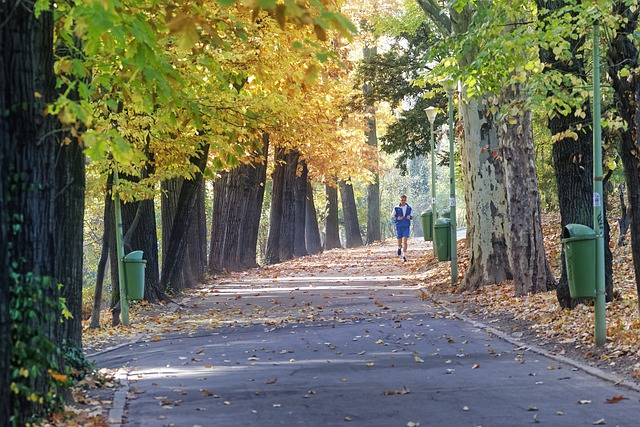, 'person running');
391,195,412,262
